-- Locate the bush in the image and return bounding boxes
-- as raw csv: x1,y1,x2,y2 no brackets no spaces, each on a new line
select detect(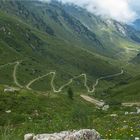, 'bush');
67,87,74,100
